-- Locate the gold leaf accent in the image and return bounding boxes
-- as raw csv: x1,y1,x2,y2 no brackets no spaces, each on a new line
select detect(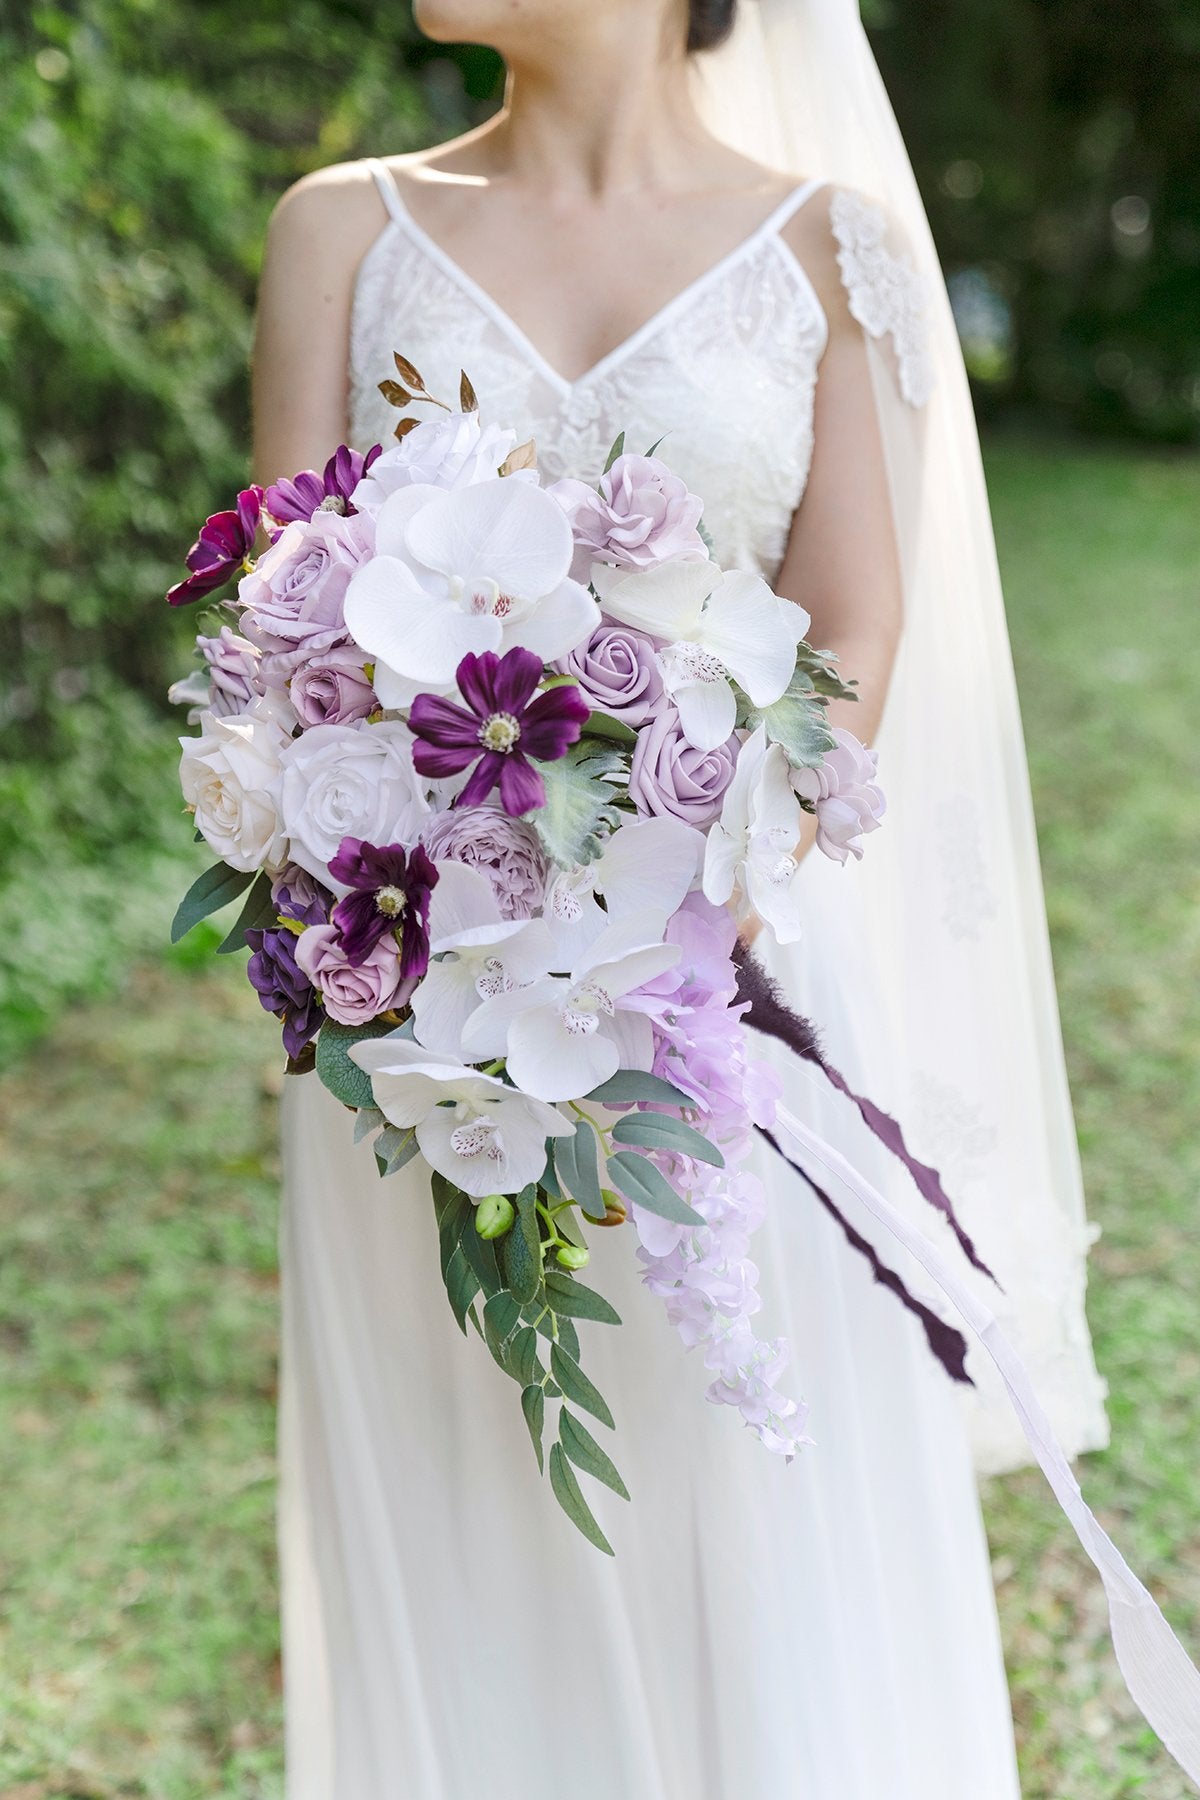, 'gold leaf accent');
378,378,412,408
393,415,421,440
393,351,426,391
459,368,478,413
500,437,537,476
